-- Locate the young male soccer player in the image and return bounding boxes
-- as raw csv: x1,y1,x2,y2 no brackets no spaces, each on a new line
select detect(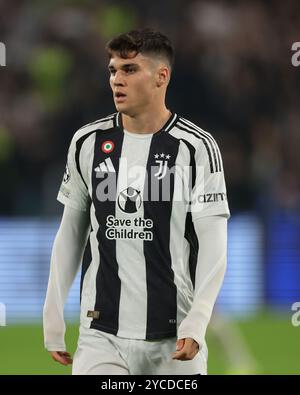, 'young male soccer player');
43,28,230,375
